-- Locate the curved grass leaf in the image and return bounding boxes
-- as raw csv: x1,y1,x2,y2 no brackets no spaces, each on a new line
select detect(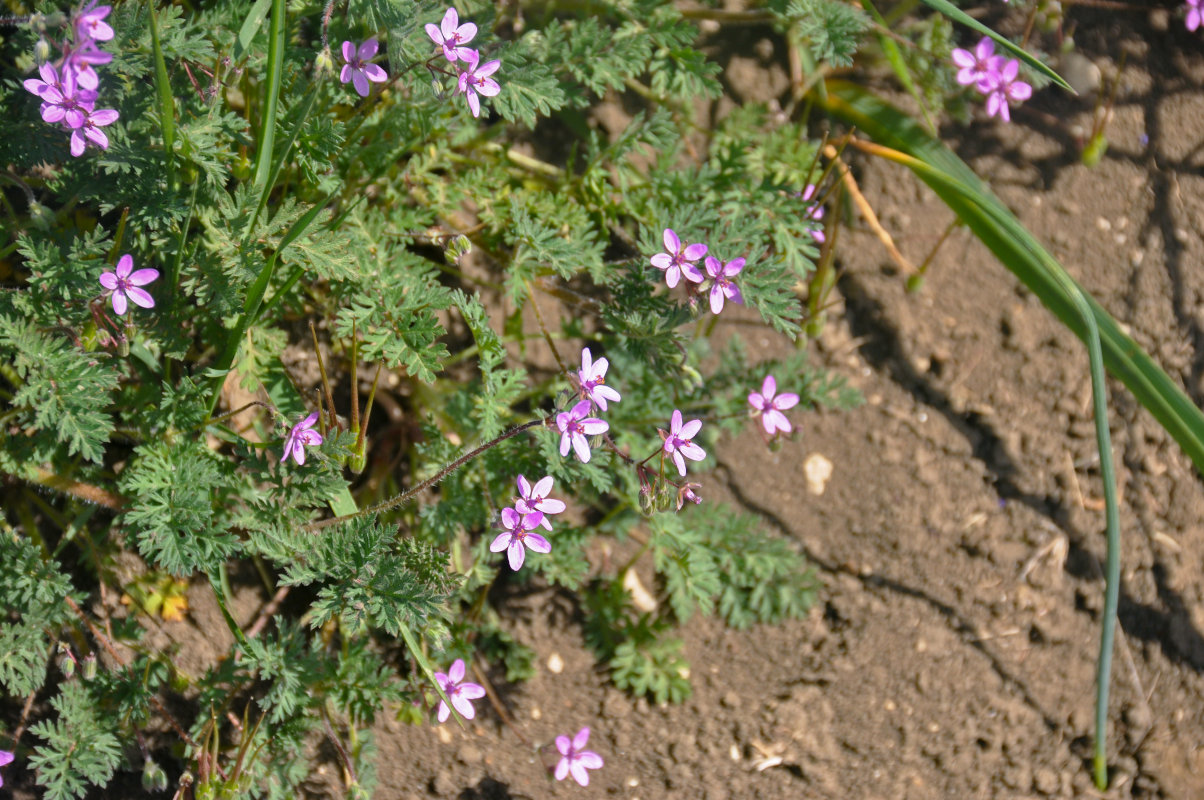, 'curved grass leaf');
820,81,1204,475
